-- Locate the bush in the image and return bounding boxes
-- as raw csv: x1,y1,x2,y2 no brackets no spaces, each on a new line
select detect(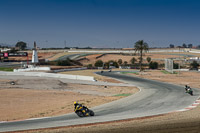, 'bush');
149,61,158,69
105,60,119,68
95,60,104,67
173,63,179,69
159,63,165,69
146,57,151,63
112,61,119,68
56,58,82,66
130,57,137,64
124,61,128,65
190,60,199,69
57,58,72,66
87,64,93,69
118,59,123,65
